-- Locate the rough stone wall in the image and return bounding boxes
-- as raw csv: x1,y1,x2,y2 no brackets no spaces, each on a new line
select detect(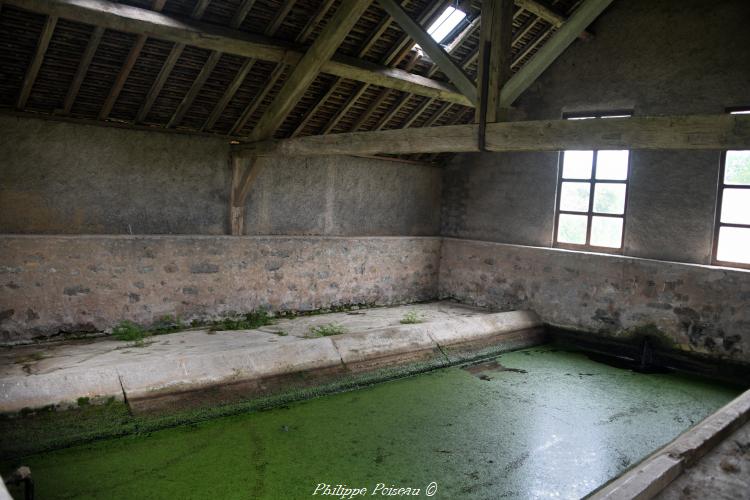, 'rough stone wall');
0,235,441,343
439,239,750,363
0,116,442,236
442,0,750,264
